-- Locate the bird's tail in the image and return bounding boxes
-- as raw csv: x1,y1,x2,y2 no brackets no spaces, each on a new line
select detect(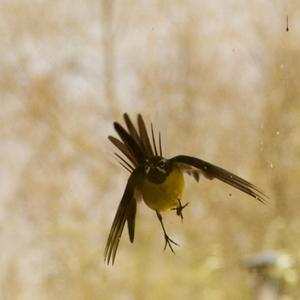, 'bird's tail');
108,113,162,172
